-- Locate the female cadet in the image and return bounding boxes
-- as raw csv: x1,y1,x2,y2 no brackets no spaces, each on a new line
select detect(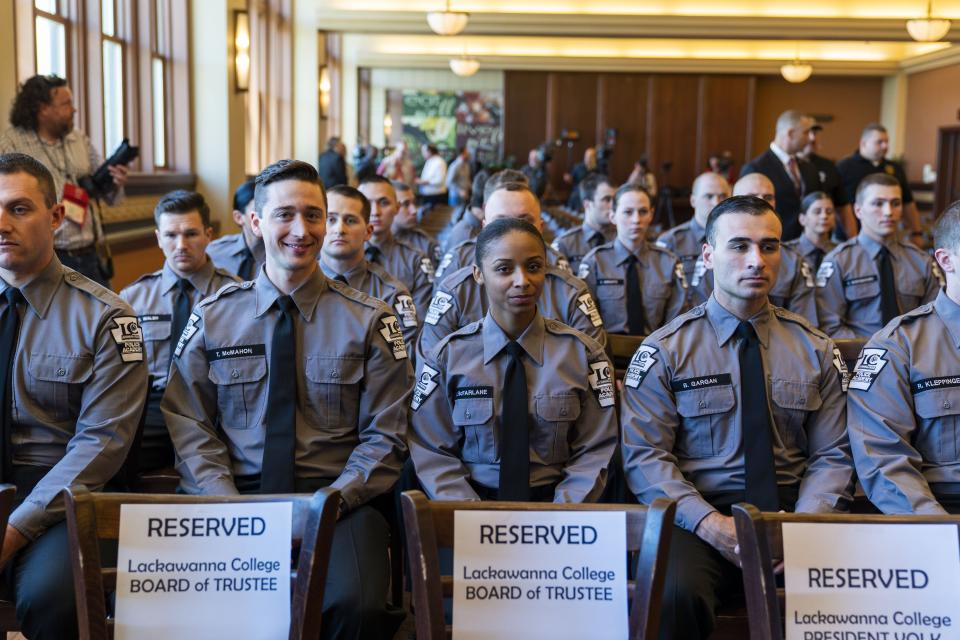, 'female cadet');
409,218,617,502
578,182,687,335
785,190,837,275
